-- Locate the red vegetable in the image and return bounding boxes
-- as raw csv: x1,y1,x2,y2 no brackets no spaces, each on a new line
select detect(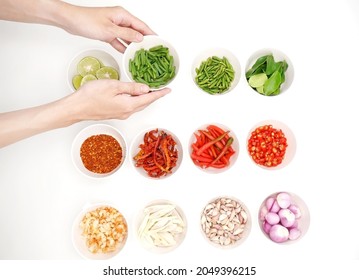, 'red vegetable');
134,129,178,178
247,125,288,167
191,125,235,169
